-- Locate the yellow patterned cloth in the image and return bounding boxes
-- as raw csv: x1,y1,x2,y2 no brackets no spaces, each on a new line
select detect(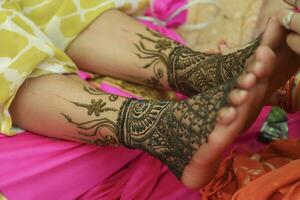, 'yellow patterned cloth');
0,0,149,136
0,193,7,200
